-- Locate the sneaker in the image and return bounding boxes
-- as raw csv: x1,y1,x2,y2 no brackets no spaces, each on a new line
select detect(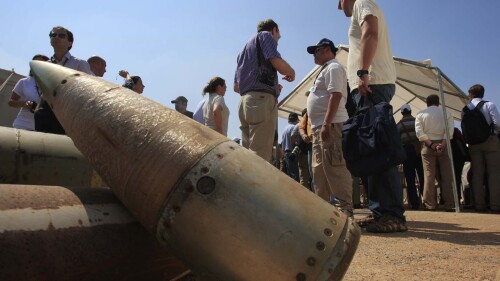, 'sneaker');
365,214,408,233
